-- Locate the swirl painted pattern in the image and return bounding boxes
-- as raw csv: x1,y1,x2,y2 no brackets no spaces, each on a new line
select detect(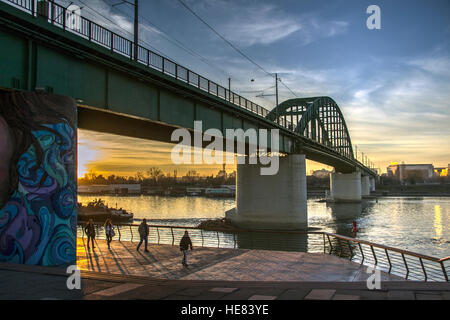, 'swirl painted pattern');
0,120,77,266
